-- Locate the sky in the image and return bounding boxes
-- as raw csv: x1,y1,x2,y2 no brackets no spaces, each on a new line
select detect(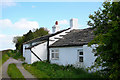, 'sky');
0,0,103,51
